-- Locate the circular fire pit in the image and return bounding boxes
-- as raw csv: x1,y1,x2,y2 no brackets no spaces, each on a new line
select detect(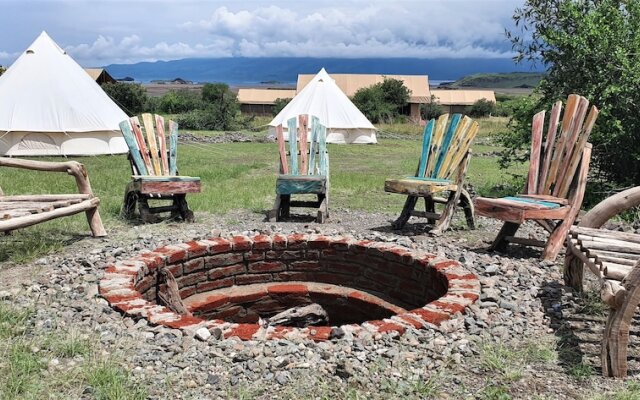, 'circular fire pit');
99,234,480,341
